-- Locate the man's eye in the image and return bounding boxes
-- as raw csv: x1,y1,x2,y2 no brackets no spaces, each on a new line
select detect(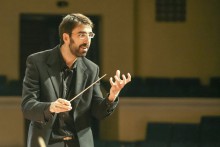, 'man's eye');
79,33,86,37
